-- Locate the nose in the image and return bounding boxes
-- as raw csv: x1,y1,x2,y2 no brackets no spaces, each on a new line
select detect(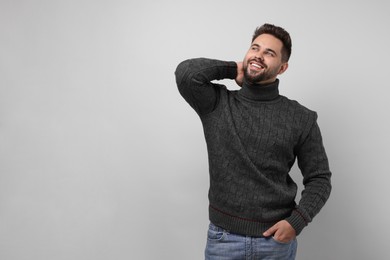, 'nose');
255,52,264,61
